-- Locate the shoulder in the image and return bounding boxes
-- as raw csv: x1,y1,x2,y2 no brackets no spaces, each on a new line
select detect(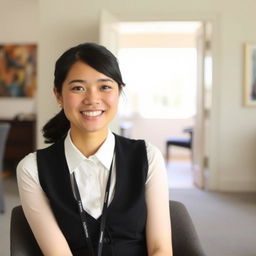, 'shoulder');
16,152,39,184
115,134,165,169
37,139,65,164
144,141,167,184
17,152,37,172
37,139,63,154
145,141,163,162
114,133,145,145
114,134,147,155
114,134,163,160
145,141,165,173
